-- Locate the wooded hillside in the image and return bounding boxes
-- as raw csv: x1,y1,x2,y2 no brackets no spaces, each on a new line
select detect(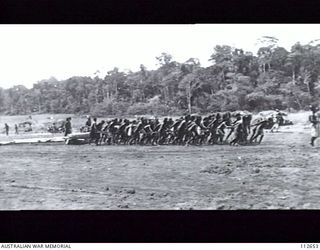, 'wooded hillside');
1,37,320,116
